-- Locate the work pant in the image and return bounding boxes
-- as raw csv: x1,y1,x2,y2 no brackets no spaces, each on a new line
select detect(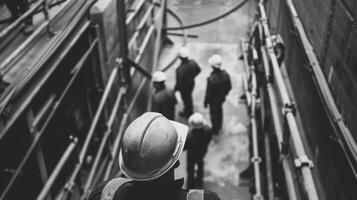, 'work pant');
4,0,32,24
209,103,223,135
187,154,204,189
179,88,193,116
